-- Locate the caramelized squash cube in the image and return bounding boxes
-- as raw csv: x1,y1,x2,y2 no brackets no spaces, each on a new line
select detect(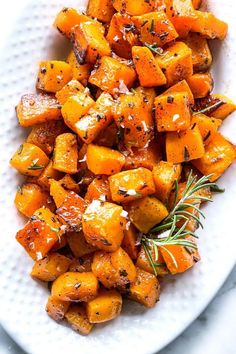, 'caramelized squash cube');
31,253,71,281
65,304,93,335
55,79,85,105
87,0,115,22
37,61,72,93
66,51,91,86
85,176,111,202
191,114,222,145
187,73,213,99
67,231,97,258
53,133,78,174
113,0,155,15
46,295,70,322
